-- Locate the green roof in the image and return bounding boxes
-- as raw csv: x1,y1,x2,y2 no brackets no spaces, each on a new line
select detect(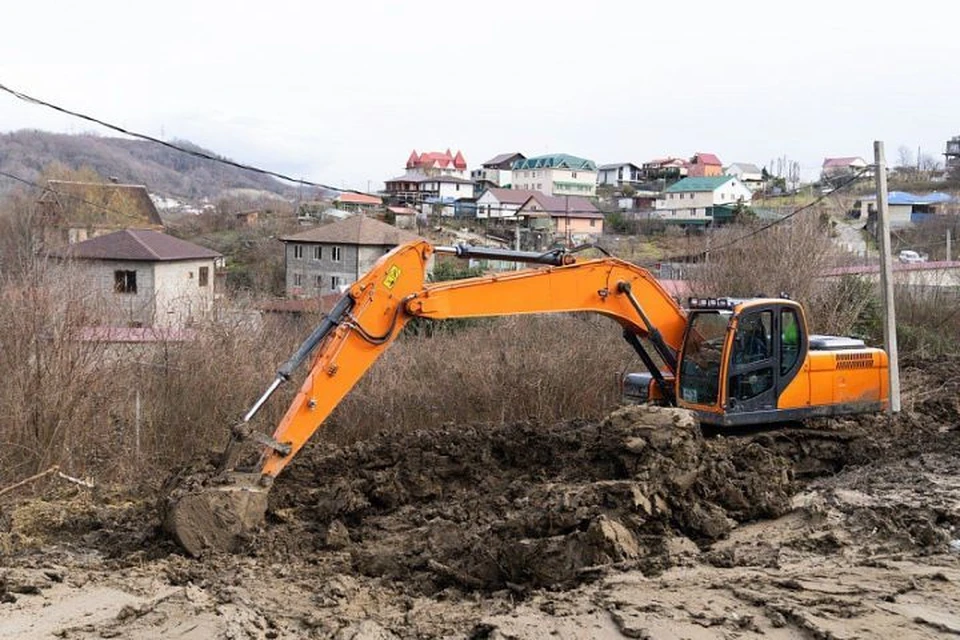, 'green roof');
665,176,734,193
512,154,597,171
